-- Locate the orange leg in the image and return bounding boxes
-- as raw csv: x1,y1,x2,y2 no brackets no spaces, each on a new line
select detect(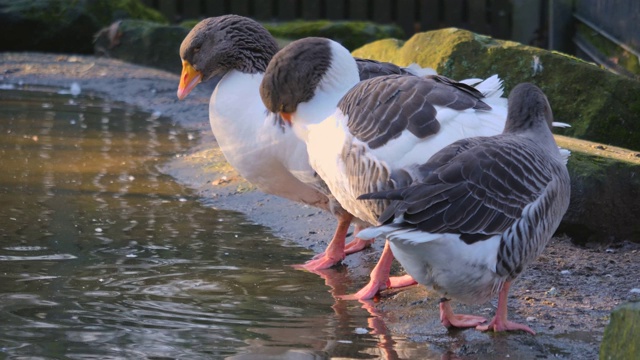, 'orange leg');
343,224,374,255
439,299,487,328
293,212,352,271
